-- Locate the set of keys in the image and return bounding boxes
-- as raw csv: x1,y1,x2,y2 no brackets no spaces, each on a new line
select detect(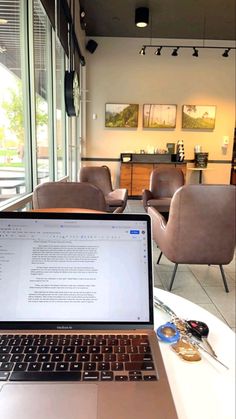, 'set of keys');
154,296,229,369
